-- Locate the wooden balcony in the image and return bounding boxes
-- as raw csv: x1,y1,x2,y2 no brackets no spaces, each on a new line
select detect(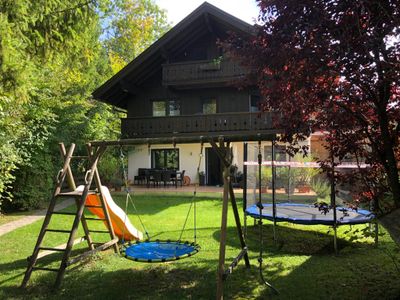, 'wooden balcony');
162,59,249,87
121,112,276,139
